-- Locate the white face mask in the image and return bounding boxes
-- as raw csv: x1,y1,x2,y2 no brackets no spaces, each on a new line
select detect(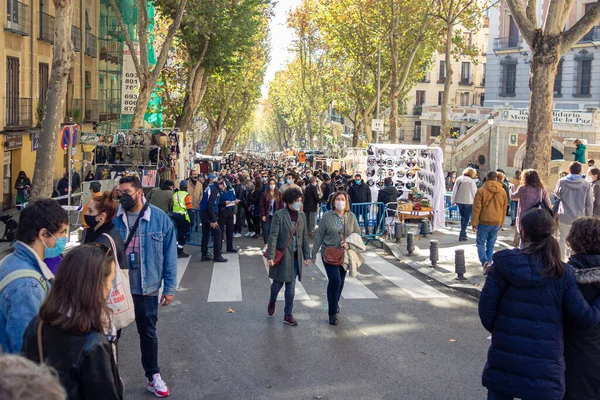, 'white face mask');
312,182,317,186
335,200,346,211
269,184,276,190
586,175,595,183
